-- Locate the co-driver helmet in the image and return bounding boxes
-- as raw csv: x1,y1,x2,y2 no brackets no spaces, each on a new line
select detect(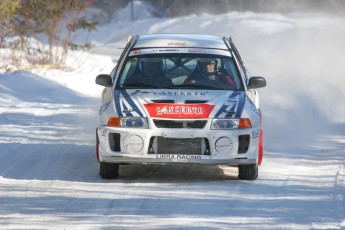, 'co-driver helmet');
140,57,163,77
